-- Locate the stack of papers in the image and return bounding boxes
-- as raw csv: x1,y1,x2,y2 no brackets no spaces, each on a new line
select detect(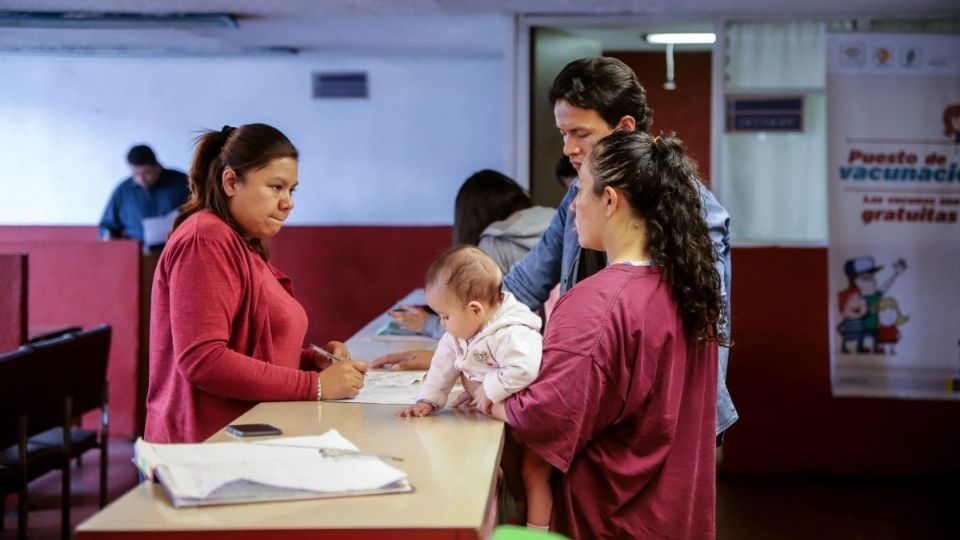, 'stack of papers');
135,430,412,507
